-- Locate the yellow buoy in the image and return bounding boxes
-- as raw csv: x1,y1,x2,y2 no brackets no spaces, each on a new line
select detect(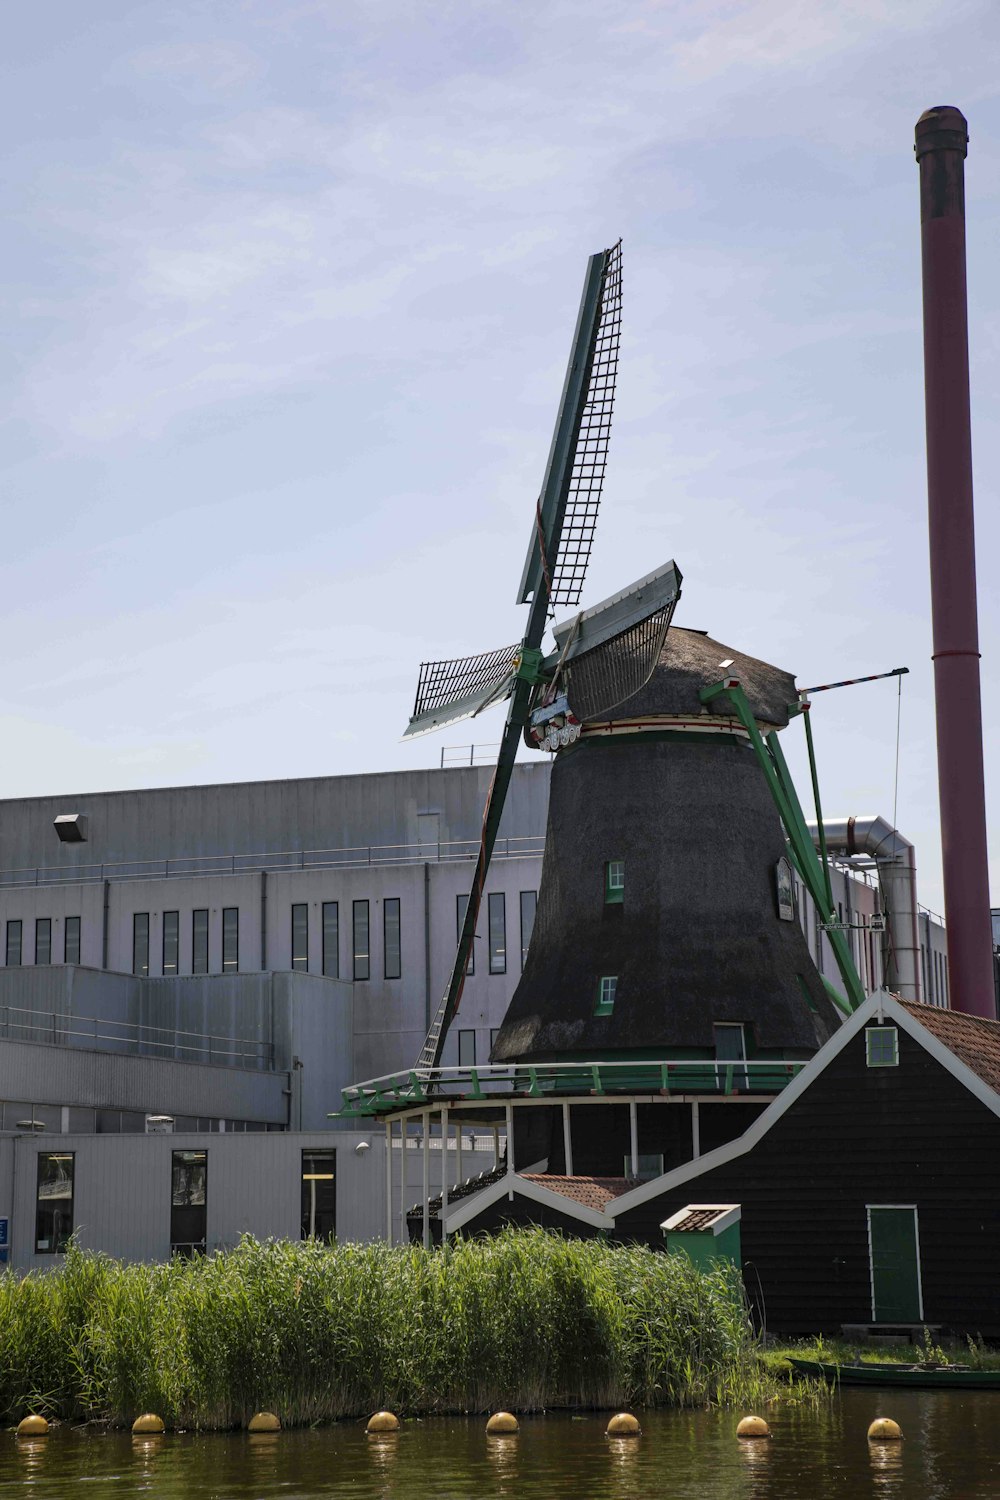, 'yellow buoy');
131,1413,165,1435
737,1415,771,1439
248,1411,281,1433
486,1411,519,1435
606,1412,641,1437
868,1417,903,1441
16,1415,49,1437
366,1411,400,1434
